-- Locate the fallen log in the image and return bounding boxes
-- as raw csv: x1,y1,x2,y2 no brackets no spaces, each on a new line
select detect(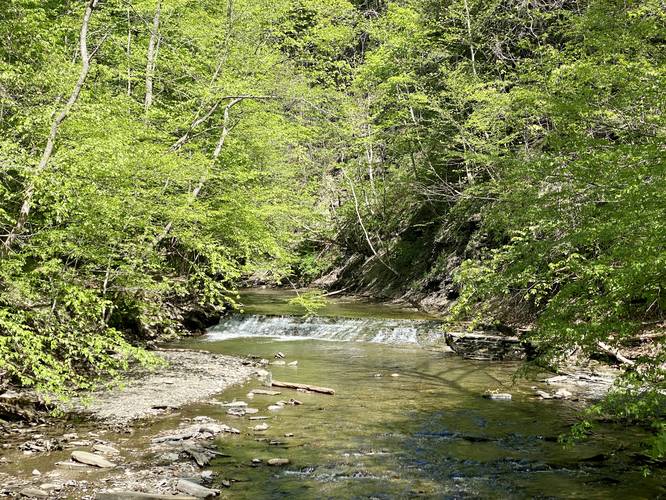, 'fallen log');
271,380,335,395
597,341,635,366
